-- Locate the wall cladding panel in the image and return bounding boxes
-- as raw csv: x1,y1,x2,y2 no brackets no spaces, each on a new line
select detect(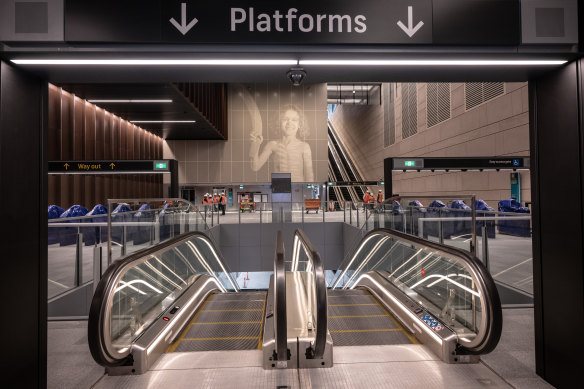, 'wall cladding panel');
332,82,530,206
47,85,164,209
